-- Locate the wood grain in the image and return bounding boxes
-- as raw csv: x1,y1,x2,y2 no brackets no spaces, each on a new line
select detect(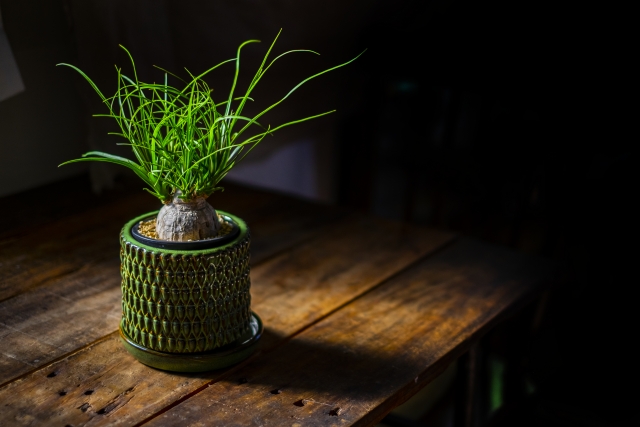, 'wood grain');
0,174,138,240
0,173,311,240
0,180,342,302
0,183,346,384
0,192,158,302
0,218,453,426
147,239,553,427
0,259,122,384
